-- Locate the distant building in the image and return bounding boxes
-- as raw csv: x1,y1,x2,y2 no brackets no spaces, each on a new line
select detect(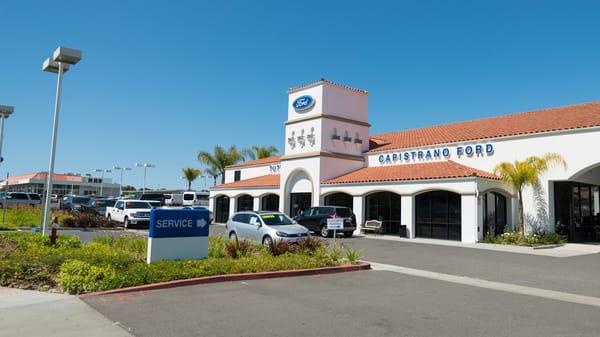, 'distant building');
0,172,120,197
